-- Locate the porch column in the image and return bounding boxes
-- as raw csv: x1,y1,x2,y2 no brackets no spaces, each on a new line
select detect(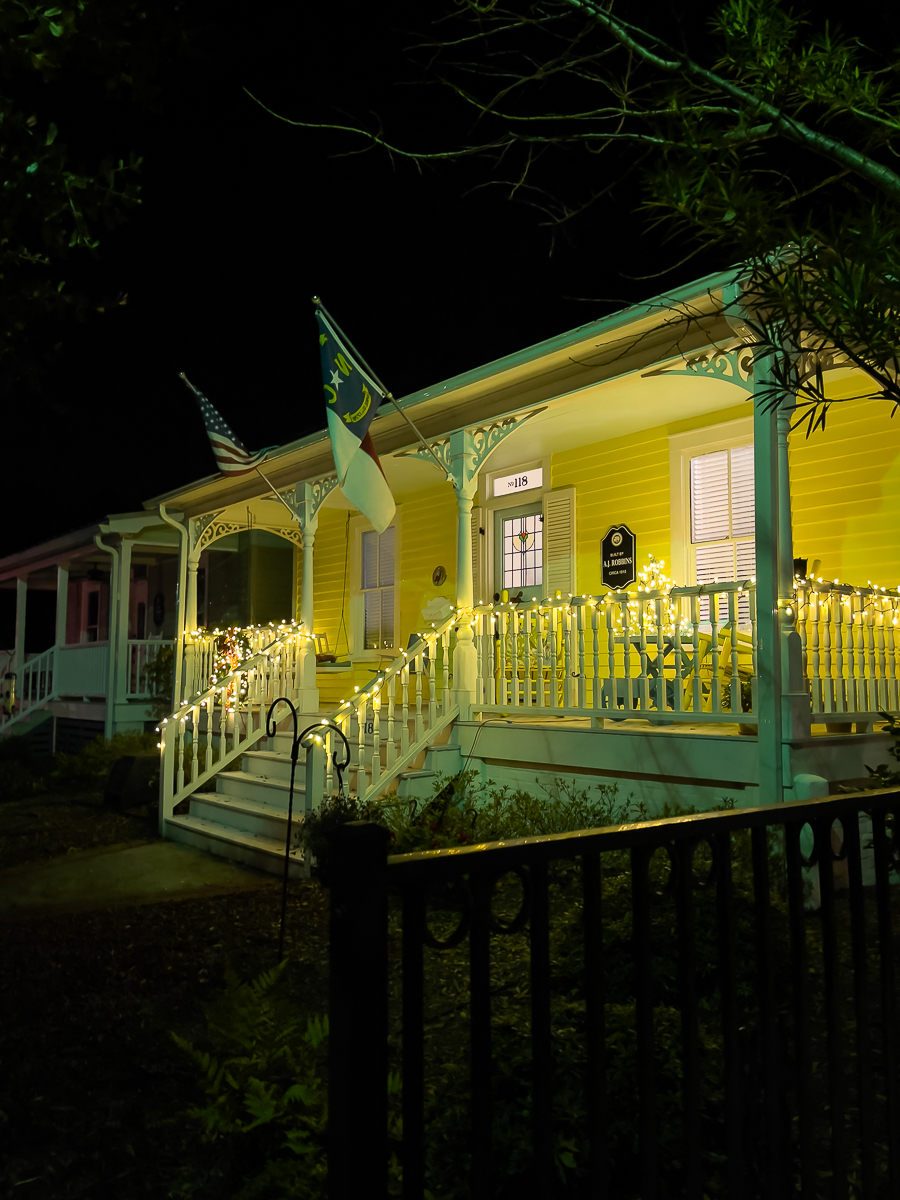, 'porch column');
115,537,133,713
776,401,810,757
185,556,199,634
157,505,187,711
55,565,69,647
293,479,330,718
450,430,478,720
13,576,27,676
299,518,319,704
752,358,784,804
93,535,119,739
